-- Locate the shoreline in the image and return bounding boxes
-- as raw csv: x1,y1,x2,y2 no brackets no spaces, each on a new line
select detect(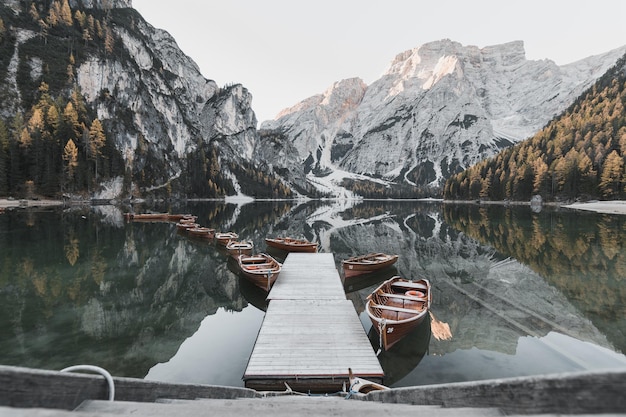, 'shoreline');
2,198,625,216
561,200,626,215
0,198,65,209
